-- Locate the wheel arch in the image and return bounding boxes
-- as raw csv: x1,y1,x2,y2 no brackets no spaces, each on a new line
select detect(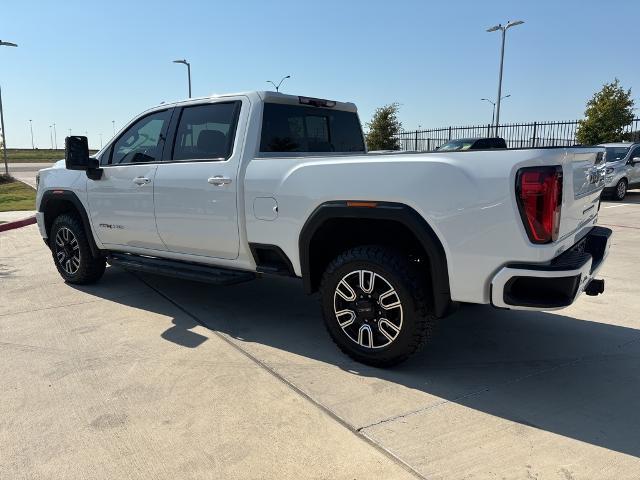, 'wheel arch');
40,190,102,257
299,201,452,317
